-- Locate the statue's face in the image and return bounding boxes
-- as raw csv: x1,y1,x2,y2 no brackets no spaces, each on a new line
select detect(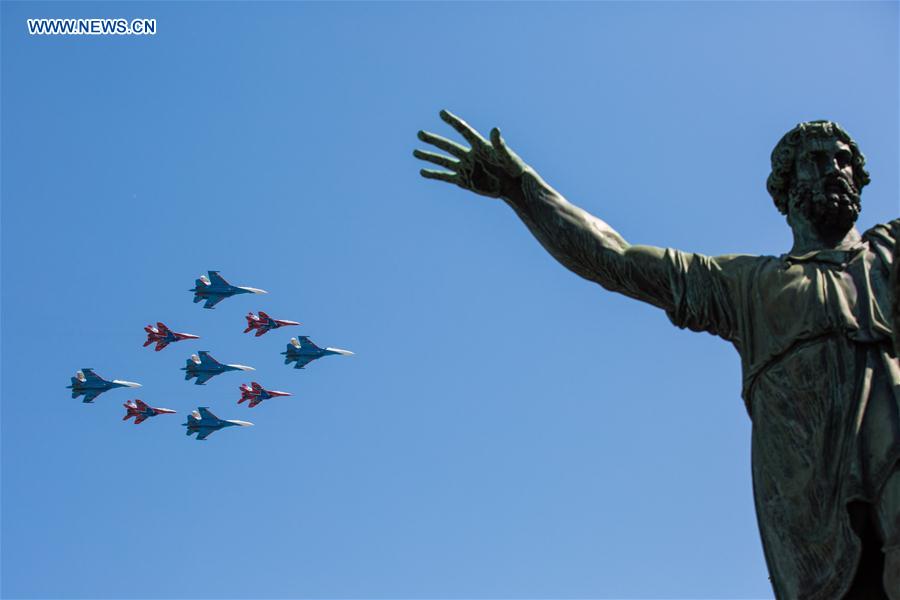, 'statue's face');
789,136,860,237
